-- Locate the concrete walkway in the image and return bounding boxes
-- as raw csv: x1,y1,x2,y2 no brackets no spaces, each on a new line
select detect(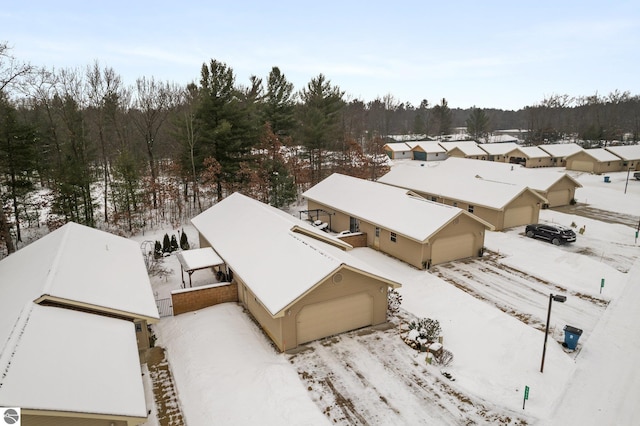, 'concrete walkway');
147,346,186,426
